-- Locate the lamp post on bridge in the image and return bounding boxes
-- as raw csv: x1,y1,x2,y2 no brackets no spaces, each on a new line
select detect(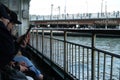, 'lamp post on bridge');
105,1,108,29
51,4,53,20
101,0,104,17
64,0,67,20
58,6,60,19
57,6,60,28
